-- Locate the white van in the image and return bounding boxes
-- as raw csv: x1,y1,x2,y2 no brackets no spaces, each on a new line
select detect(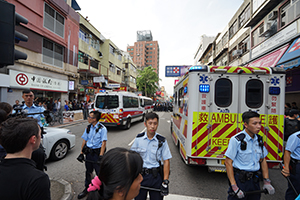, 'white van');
94,91,144,129
139,96,154,114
